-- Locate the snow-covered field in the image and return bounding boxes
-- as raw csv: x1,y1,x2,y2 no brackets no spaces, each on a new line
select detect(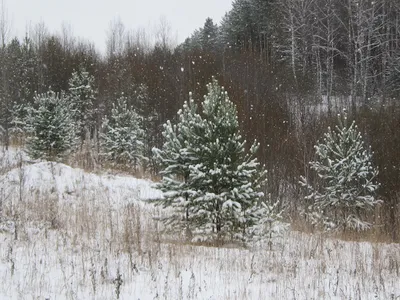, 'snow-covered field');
0,148,399,299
